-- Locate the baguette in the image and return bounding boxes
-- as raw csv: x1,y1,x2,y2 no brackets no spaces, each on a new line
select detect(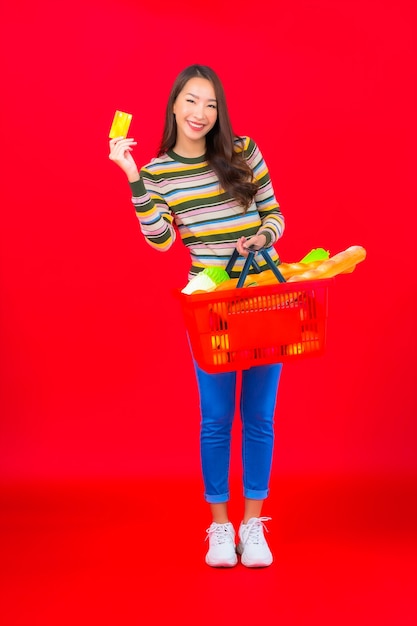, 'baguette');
214,260,326,291
286,246,366,282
